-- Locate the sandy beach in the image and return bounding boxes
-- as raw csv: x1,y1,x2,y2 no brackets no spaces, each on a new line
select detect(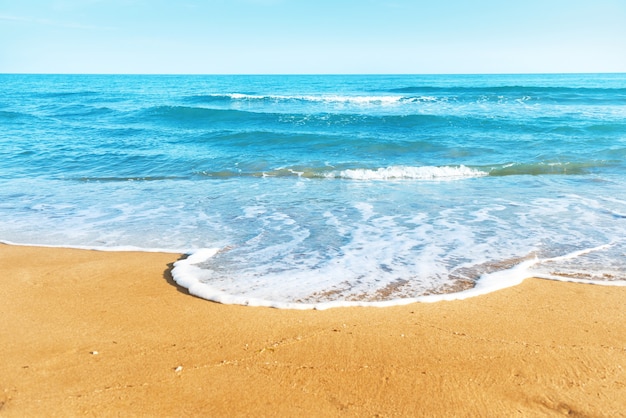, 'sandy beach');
1,243,625,417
